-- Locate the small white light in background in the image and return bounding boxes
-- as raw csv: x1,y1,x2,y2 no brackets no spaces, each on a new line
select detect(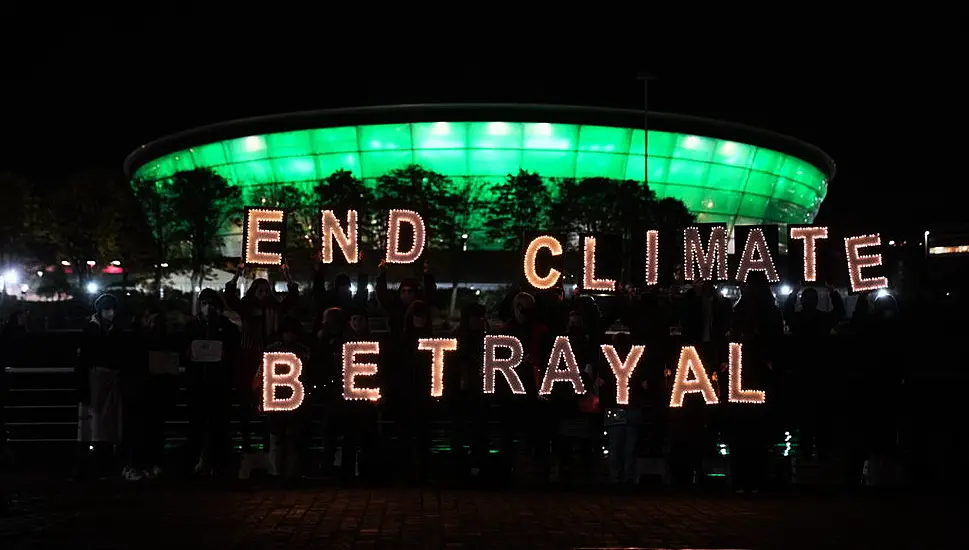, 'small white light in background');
86,260,96,267
720,287,729,297
876,288,890,299
111,260,121,266
37,271,43,277
888,240,896,246
160,263,169,268
85,282,99,294
60,260,71,267
3,270,18,285
779,284,792,296
20,283,29,293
